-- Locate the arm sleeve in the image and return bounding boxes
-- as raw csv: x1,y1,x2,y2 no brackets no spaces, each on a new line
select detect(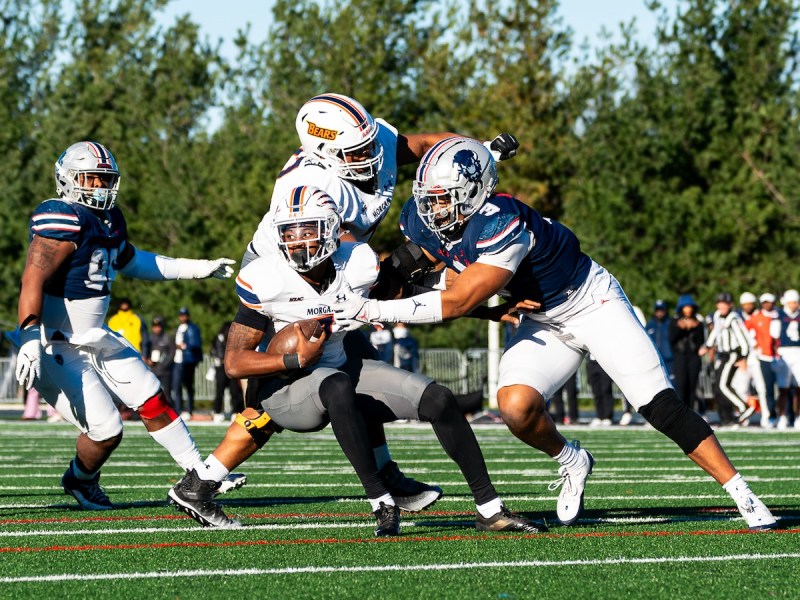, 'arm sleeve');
234,302,271,331
475,228,532,272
